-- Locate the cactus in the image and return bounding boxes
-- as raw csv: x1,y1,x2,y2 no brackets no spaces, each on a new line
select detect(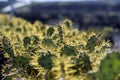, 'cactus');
86,36,98,52
0,33,14,57
0,14,112,80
